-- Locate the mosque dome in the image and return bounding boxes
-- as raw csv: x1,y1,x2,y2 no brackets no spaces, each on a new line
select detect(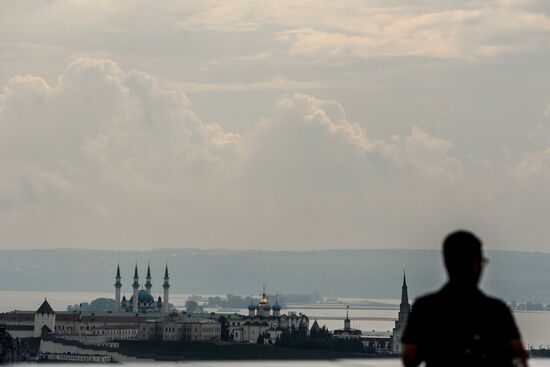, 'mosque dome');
272,303,281,311
129,290,155,304
248,304,256,311
264,304,272,311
